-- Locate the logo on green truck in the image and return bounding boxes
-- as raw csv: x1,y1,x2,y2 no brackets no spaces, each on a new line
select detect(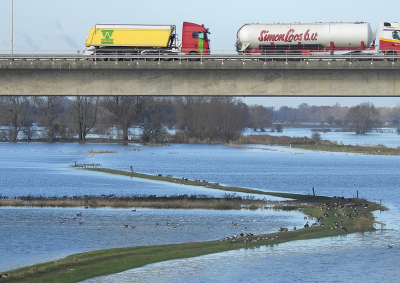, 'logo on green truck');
101,30,114,45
